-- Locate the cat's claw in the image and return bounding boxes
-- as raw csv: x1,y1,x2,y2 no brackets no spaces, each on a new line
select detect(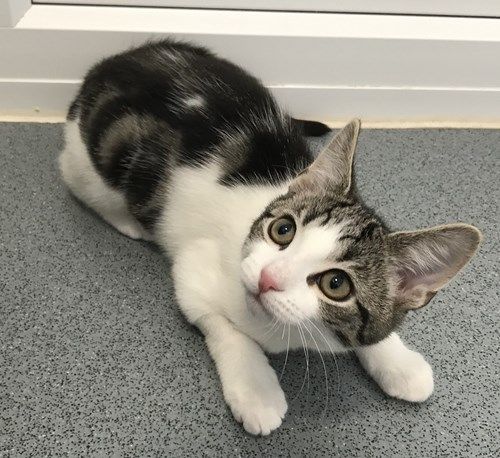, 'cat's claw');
225,380,287,435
